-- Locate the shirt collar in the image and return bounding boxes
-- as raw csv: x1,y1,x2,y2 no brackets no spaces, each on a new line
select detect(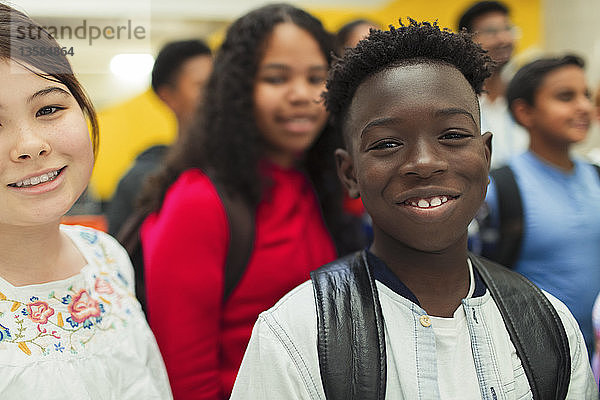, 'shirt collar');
366,250,487,307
